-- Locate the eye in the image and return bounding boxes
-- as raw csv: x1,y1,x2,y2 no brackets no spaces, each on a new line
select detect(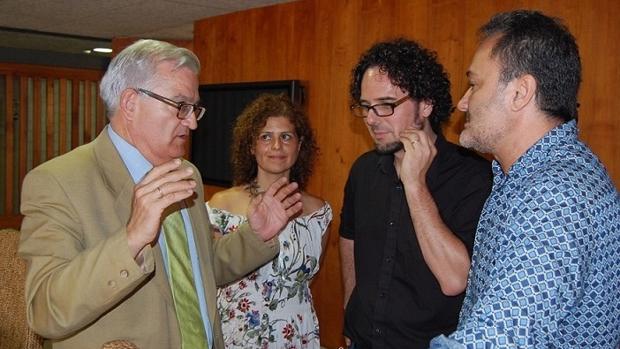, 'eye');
280,133,296,143
258,133,272,143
